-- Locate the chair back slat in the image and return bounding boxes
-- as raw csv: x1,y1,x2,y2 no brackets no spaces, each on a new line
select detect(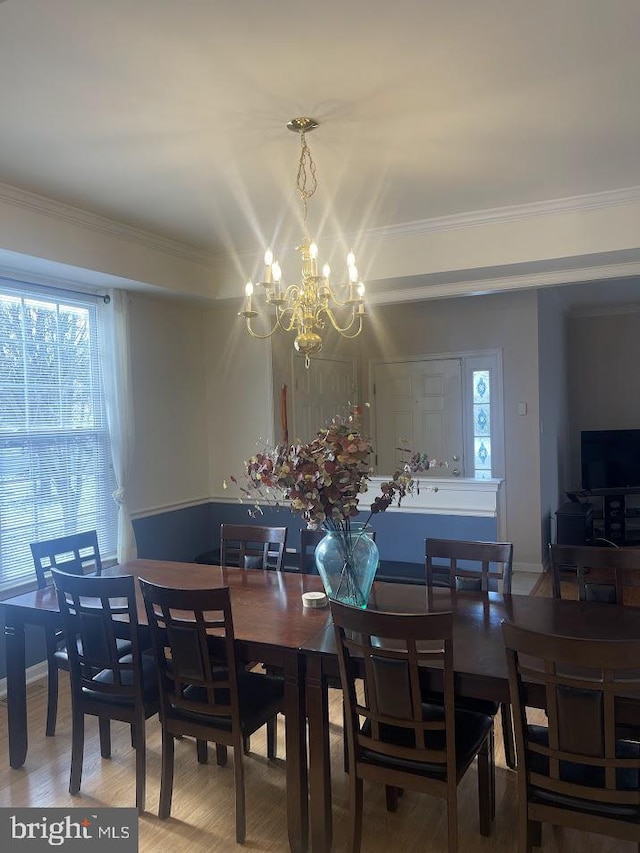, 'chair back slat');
31,531,103,589
300,528,325,574
52,571,141,703
425,538,513,593
502,621,640,814
139,581,242,732
219,523,287,571
332,601,456,774
549,543,640,603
